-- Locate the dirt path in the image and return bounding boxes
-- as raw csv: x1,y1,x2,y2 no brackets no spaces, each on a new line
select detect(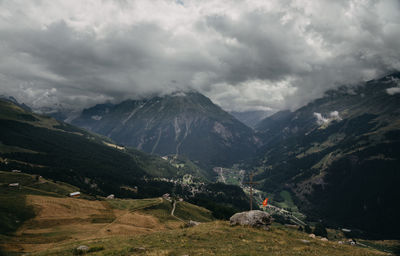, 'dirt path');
171,200,176,216
170,200,185,223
